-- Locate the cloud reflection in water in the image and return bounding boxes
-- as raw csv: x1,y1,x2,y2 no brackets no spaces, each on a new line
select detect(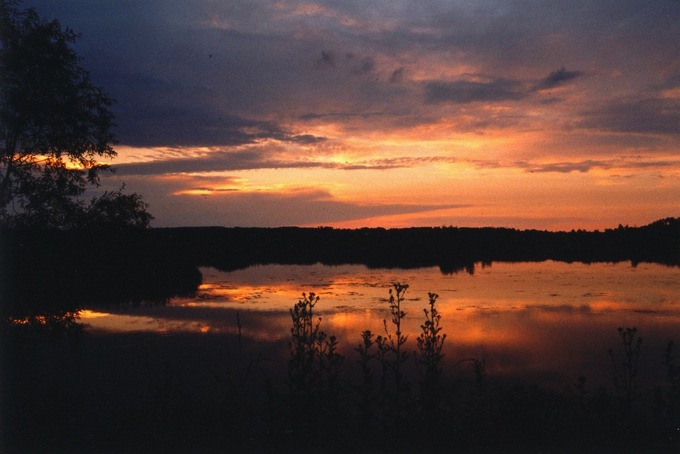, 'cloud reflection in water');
81,261,680,389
